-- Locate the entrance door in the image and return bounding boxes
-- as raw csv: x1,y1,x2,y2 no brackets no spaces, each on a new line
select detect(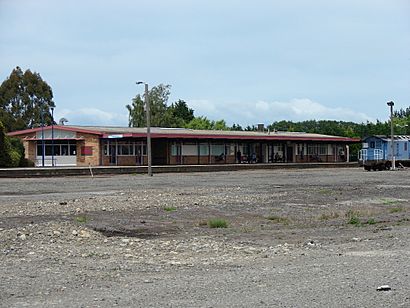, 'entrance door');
109,144,117,165
286,146,294,163
175,143,182,164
